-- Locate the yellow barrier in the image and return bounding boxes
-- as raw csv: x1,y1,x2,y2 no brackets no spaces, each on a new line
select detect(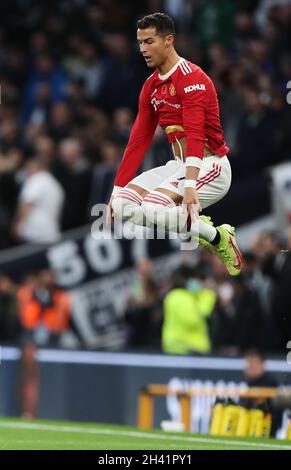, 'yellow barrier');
137,384,278,434
236,406,250,437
